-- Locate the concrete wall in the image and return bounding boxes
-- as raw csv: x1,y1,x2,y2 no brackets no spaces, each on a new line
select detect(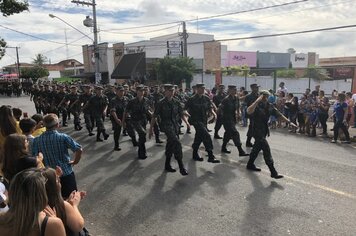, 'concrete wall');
192,74,353,95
